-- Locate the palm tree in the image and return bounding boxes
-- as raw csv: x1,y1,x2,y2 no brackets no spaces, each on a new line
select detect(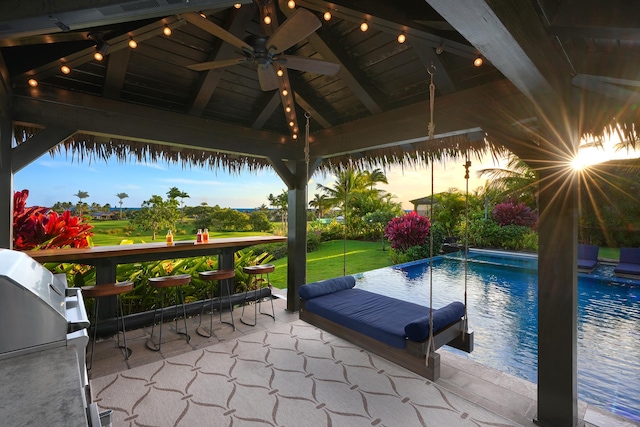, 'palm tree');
73,190,89,217
167,187,190,222
362,168,388,190
116,192,129,219
476,154,539,210
309,193,331,219
316,169,368,218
